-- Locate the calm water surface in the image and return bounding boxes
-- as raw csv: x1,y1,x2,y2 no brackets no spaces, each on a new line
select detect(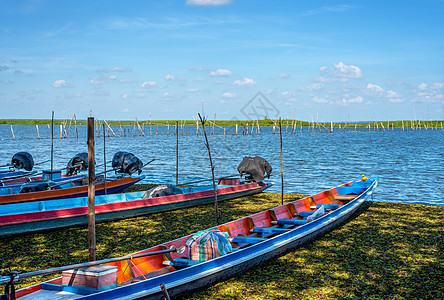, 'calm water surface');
1,125,442,206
